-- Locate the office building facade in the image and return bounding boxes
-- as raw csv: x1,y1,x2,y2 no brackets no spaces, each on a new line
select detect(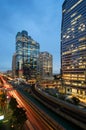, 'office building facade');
16,30,40,78
12,53,16,77
61,0,86,96
39,52,53,79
